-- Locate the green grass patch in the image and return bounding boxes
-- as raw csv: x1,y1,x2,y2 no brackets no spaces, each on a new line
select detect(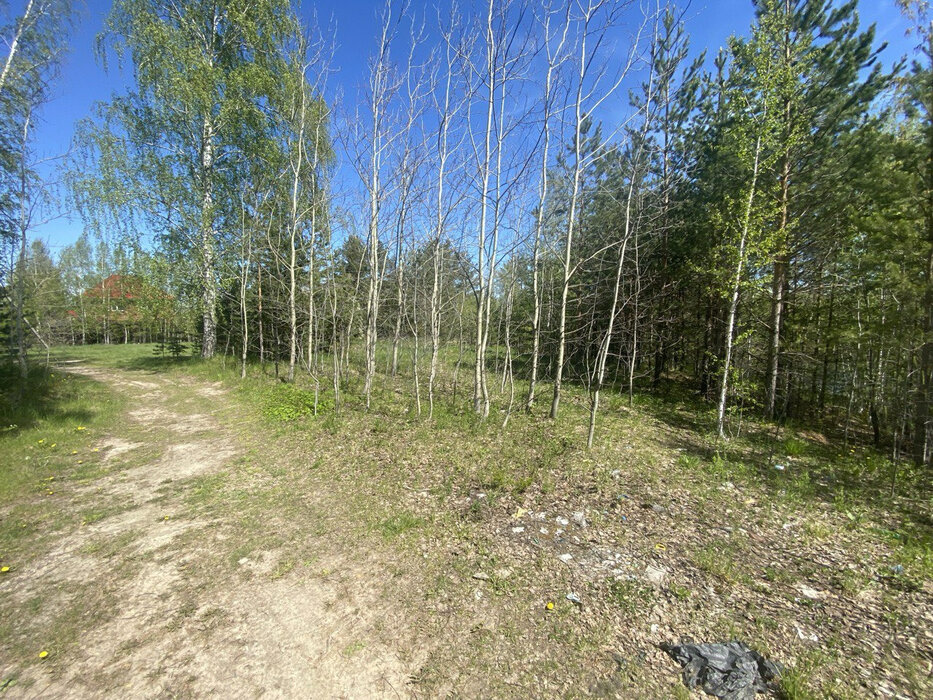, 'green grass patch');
261,383,332,422
607,579,655,617
375,511,423,539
